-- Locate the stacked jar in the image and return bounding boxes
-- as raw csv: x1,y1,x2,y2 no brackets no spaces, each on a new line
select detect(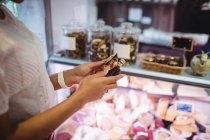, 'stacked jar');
62,21,87,59
87,20,113,61
114,22,141,65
